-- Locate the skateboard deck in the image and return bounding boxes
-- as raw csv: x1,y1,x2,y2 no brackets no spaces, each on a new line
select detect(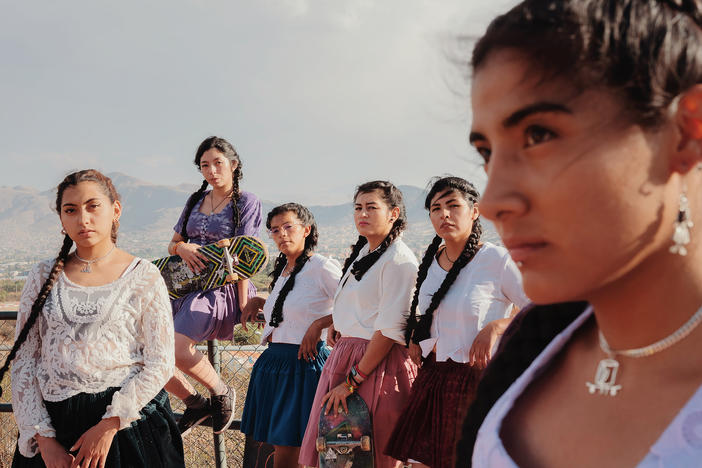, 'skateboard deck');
153,235,268,299
317,393,374,468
